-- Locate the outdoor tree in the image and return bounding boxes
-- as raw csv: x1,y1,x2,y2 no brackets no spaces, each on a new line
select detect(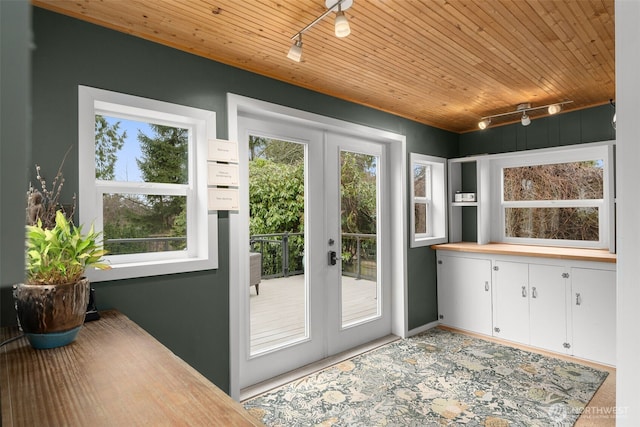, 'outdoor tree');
249,137,305,275
136,124,188,238
94,114,126,180
339,151,377,273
